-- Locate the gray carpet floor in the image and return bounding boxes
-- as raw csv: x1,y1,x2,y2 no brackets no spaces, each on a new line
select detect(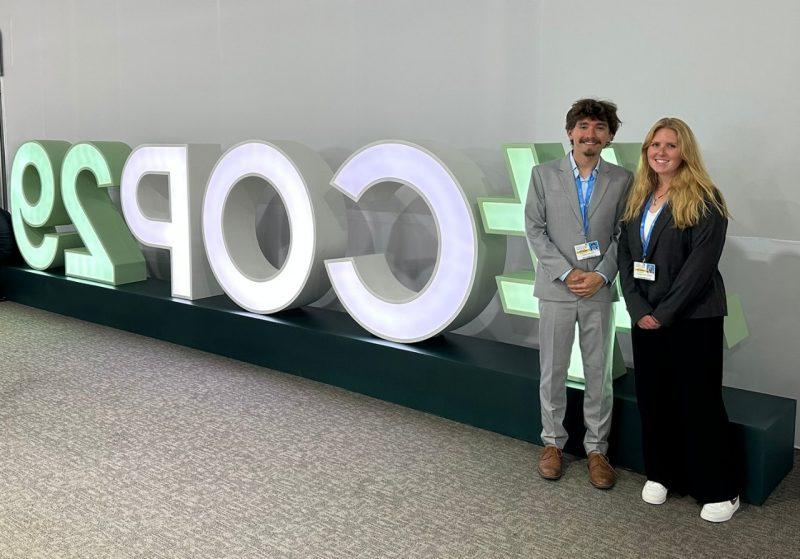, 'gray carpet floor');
0,302,798,559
